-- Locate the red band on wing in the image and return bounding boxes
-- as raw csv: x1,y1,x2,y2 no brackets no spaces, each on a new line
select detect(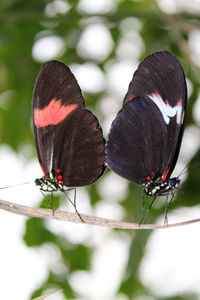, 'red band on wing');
40,163,46,178
34,98,78,127
177,99,182,105
127,95,135,101
162,168,170,182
